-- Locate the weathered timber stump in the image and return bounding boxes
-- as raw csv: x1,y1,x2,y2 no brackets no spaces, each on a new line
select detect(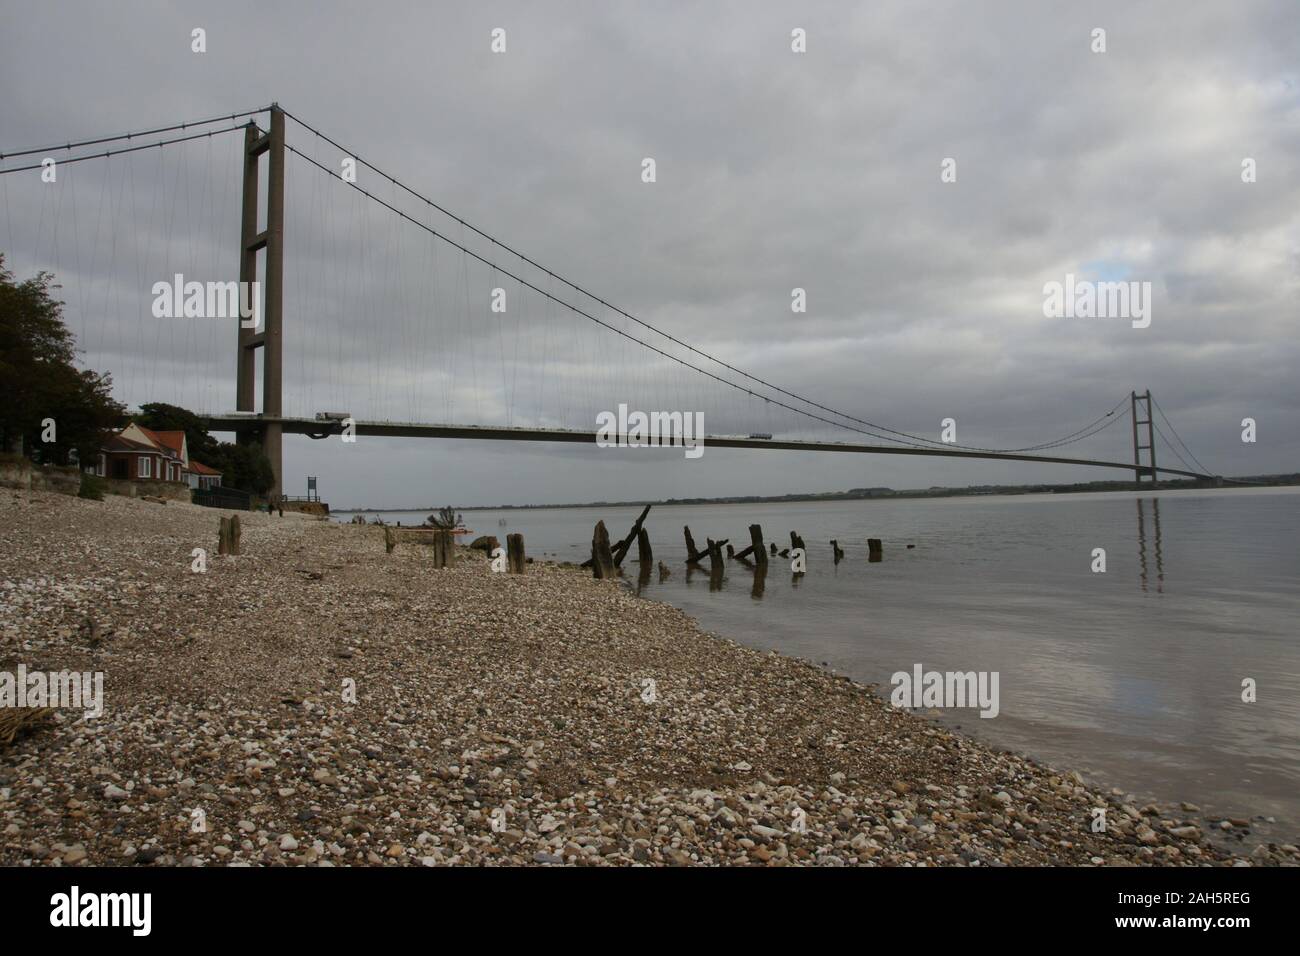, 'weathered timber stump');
229,515,242,555
657,560,671,580
218,516,232,556
868,538,883,562
736,524,767,568
384,527,397,554
431,530,455,568
592,521,616,578
769,542,778,556
637,527,652,566
831,539,845,562
506,533,526,574
683,525,707,564
581,505,651,568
